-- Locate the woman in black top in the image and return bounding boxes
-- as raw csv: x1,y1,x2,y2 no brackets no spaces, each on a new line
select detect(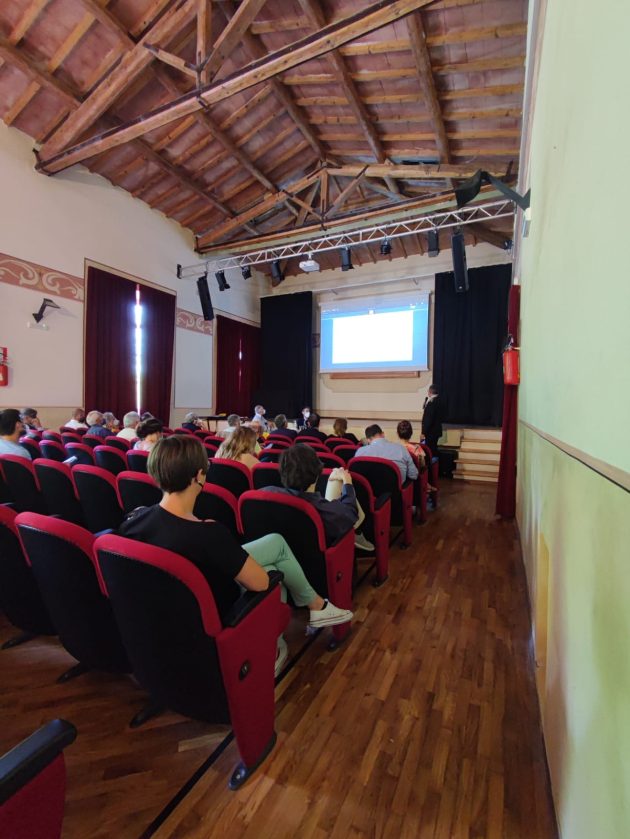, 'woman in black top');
119,436,352,669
